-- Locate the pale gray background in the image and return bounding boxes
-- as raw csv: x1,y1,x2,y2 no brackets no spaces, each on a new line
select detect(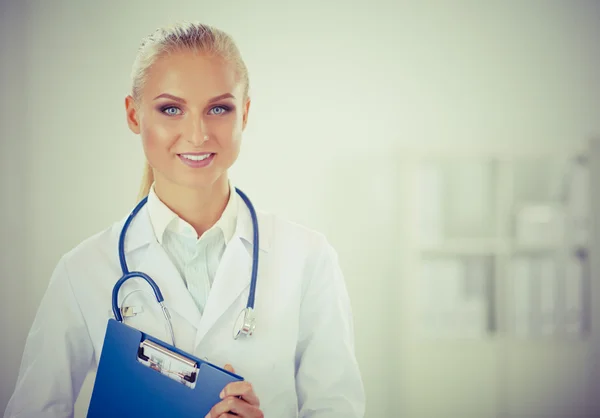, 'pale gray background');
1,1,600,417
